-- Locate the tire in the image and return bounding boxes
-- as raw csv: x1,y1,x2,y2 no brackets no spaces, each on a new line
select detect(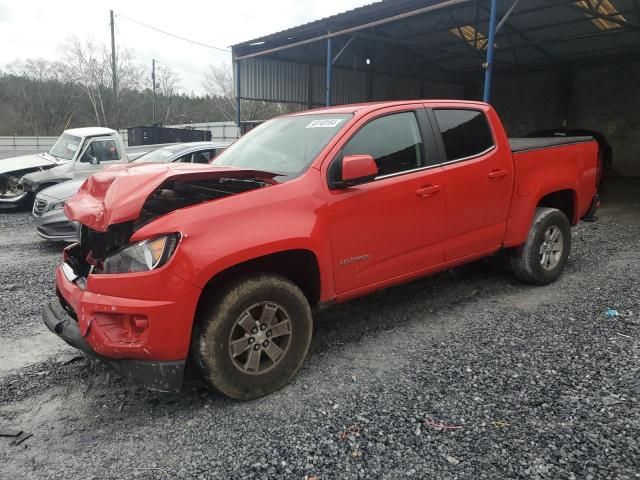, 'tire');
192,274,313,400
510,207,571,285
